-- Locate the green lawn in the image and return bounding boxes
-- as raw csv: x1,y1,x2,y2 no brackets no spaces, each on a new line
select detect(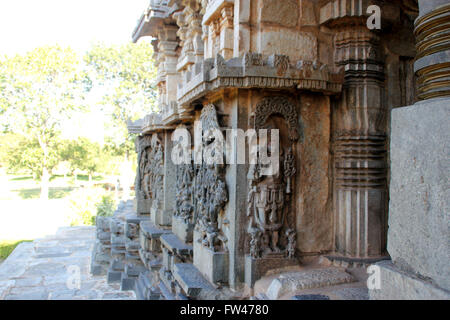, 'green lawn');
0,240,33,261
0,174,106,200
